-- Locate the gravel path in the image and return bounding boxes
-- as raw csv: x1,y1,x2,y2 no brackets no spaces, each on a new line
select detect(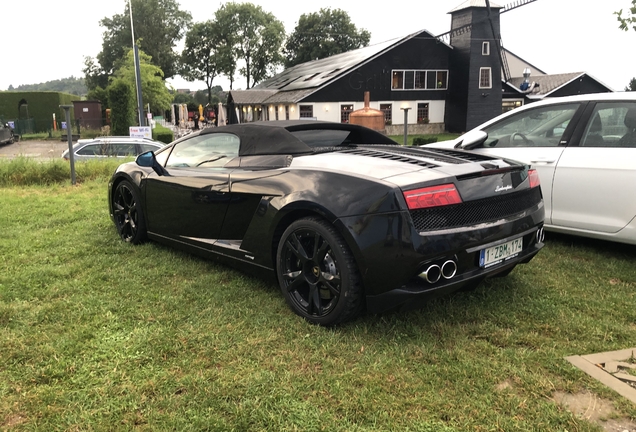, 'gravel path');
0,140,70,160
